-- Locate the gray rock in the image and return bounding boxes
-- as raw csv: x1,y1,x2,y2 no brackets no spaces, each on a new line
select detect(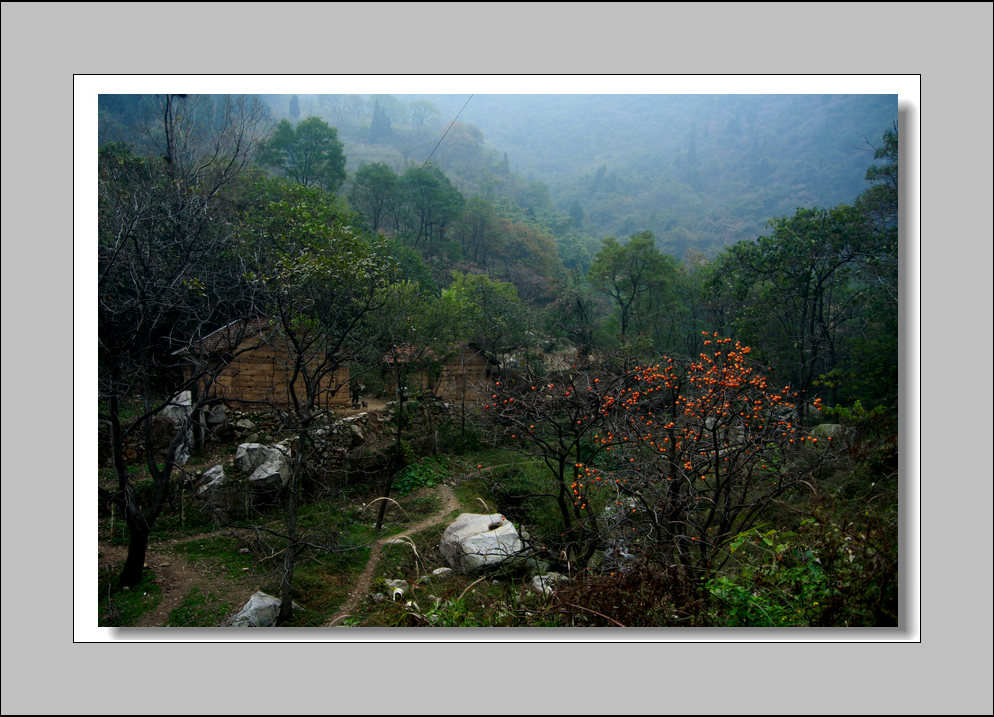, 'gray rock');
161,390,192,420
205,404,227,425
234,442,267,473
234,442,293,489
439,513,523,574
235,418,256,430
198,464,226,494
810,423,854,442
531,572,568,596
431,567,454,578
230,591,299,627
519,556,552,575
175,440,191,466
335,413,368,446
